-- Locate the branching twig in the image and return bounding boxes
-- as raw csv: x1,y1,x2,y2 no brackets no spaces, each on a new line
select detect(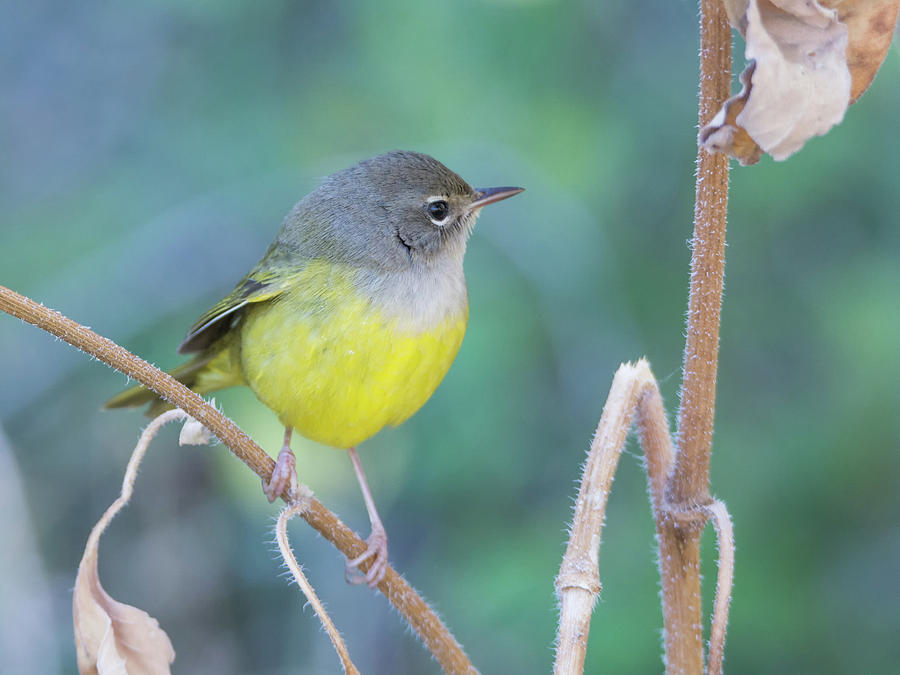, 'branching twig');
106,410,189,527
555,350,736,675
276,500,360,675
554,359,674,675
635,371,676,510
704,499,734,675
0,284,478,675
74,409,185,673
